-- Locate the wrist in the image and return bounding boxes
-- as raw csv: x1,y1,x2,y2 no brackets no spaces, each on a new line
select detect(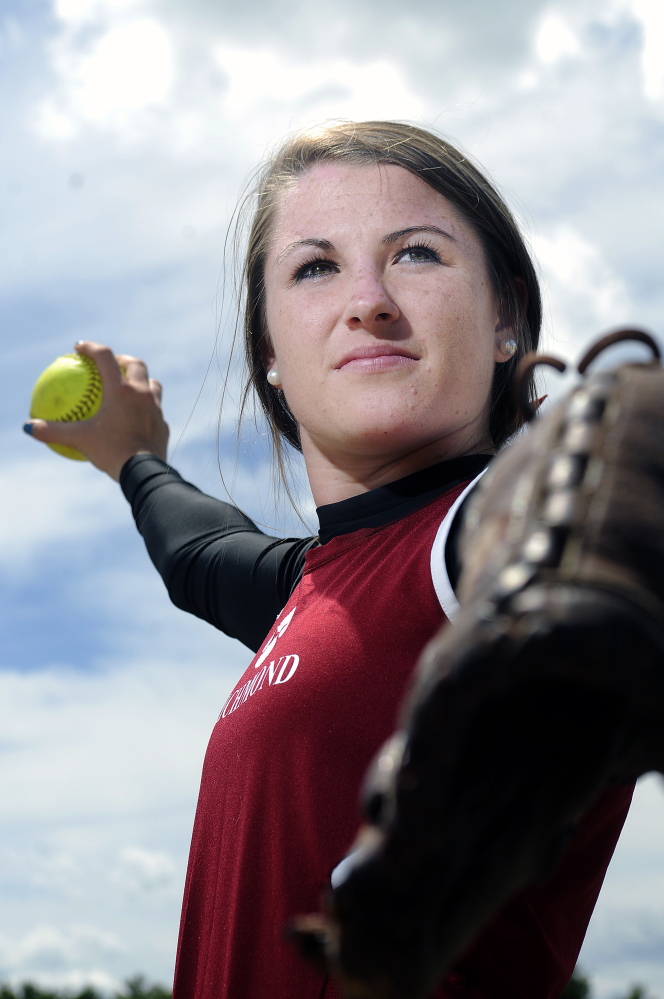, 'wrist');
107,446,167,482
